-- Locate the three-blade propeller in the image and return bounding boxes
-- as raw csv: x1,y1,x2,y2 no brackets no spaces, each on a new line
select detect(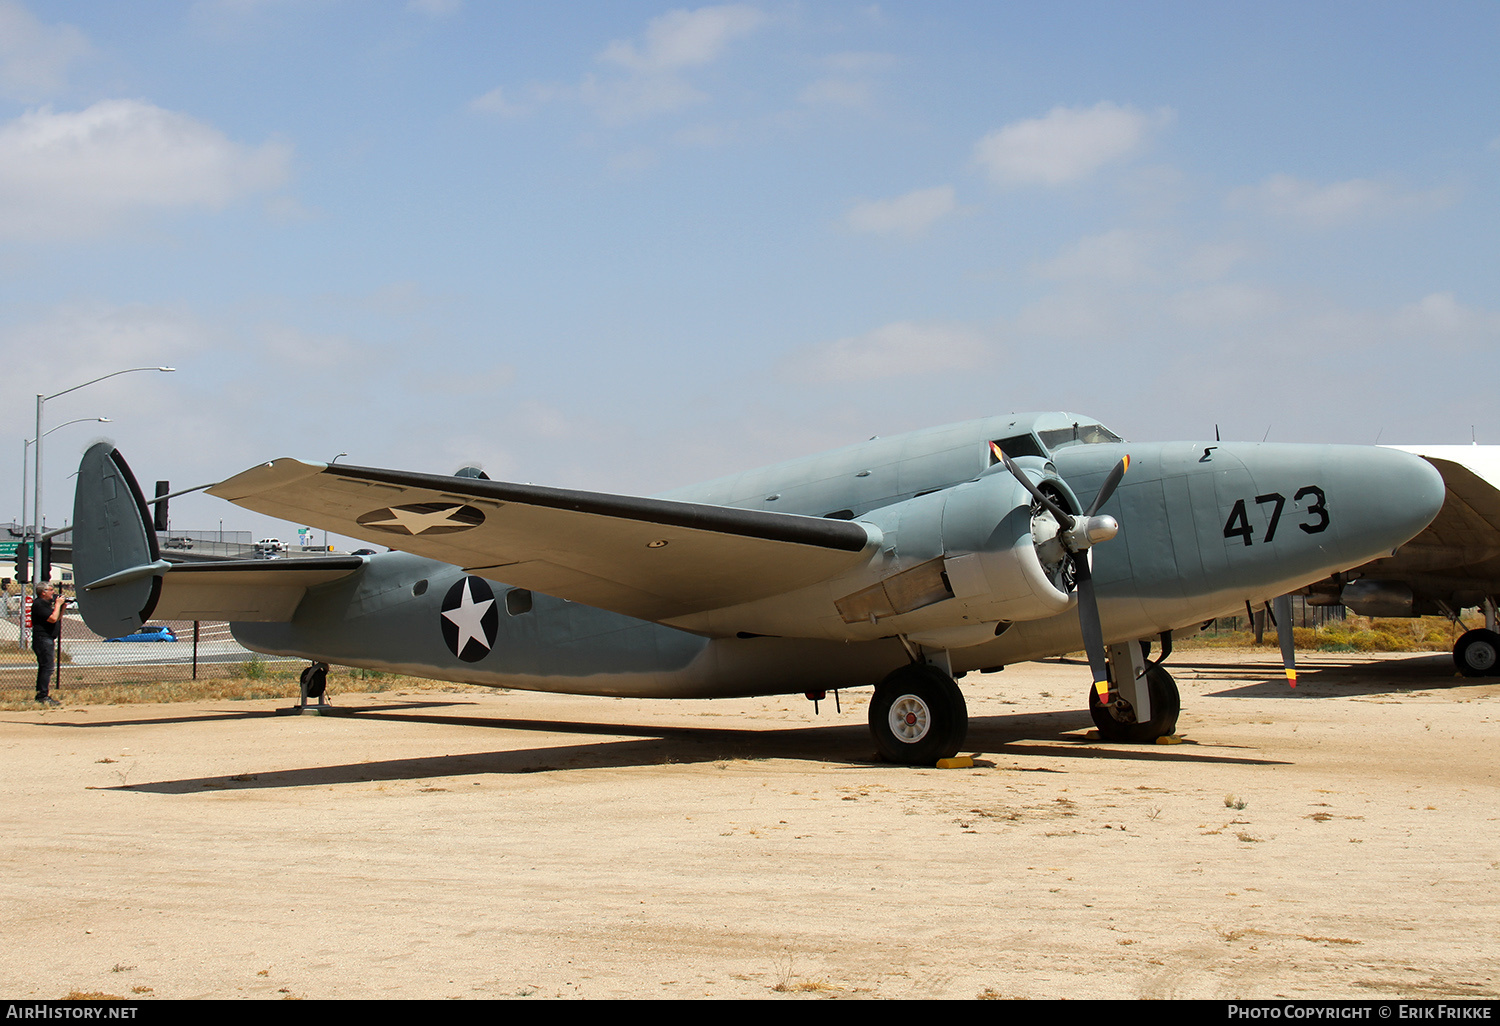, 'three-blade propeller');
992,444,1129,702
